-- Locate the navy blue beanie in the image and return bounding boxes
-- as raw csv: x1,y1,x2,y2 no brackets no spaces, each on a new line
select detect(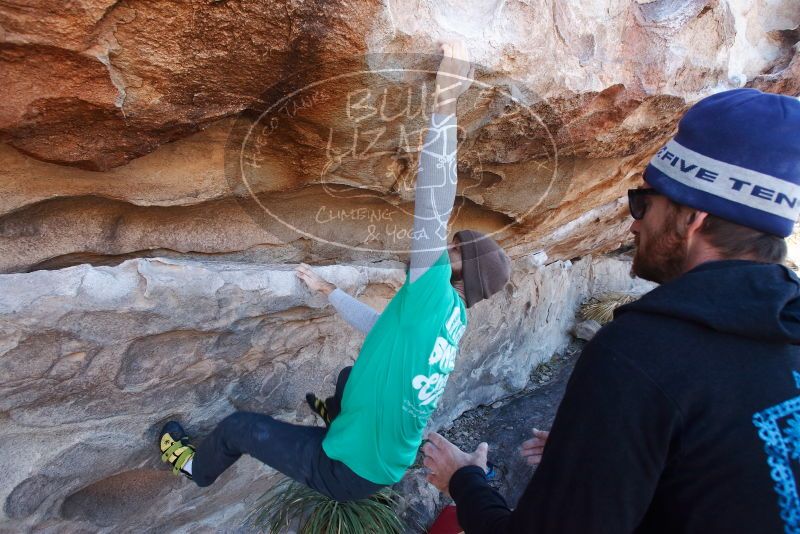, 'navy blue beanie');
644,88,800,237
